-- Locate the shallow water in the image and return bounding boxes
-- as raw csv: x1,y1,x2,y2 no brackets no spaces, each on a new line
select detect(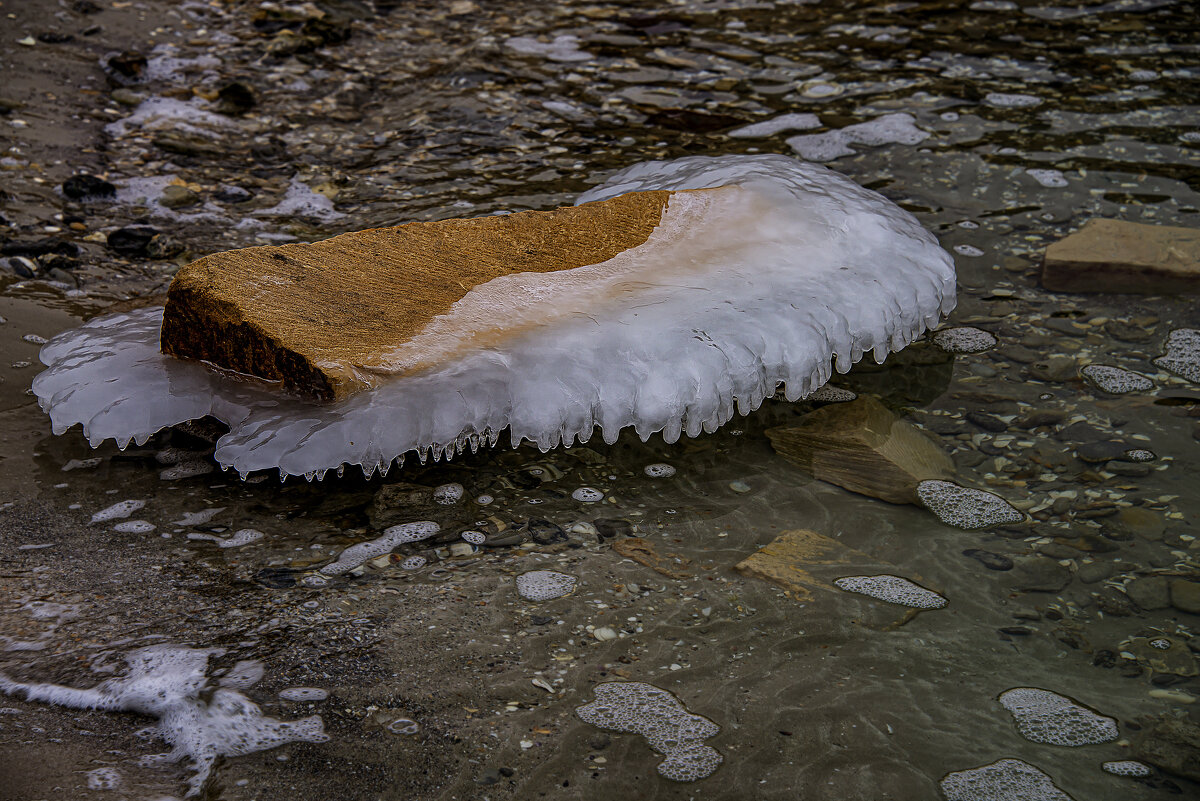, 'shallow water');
2,0,1199,799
